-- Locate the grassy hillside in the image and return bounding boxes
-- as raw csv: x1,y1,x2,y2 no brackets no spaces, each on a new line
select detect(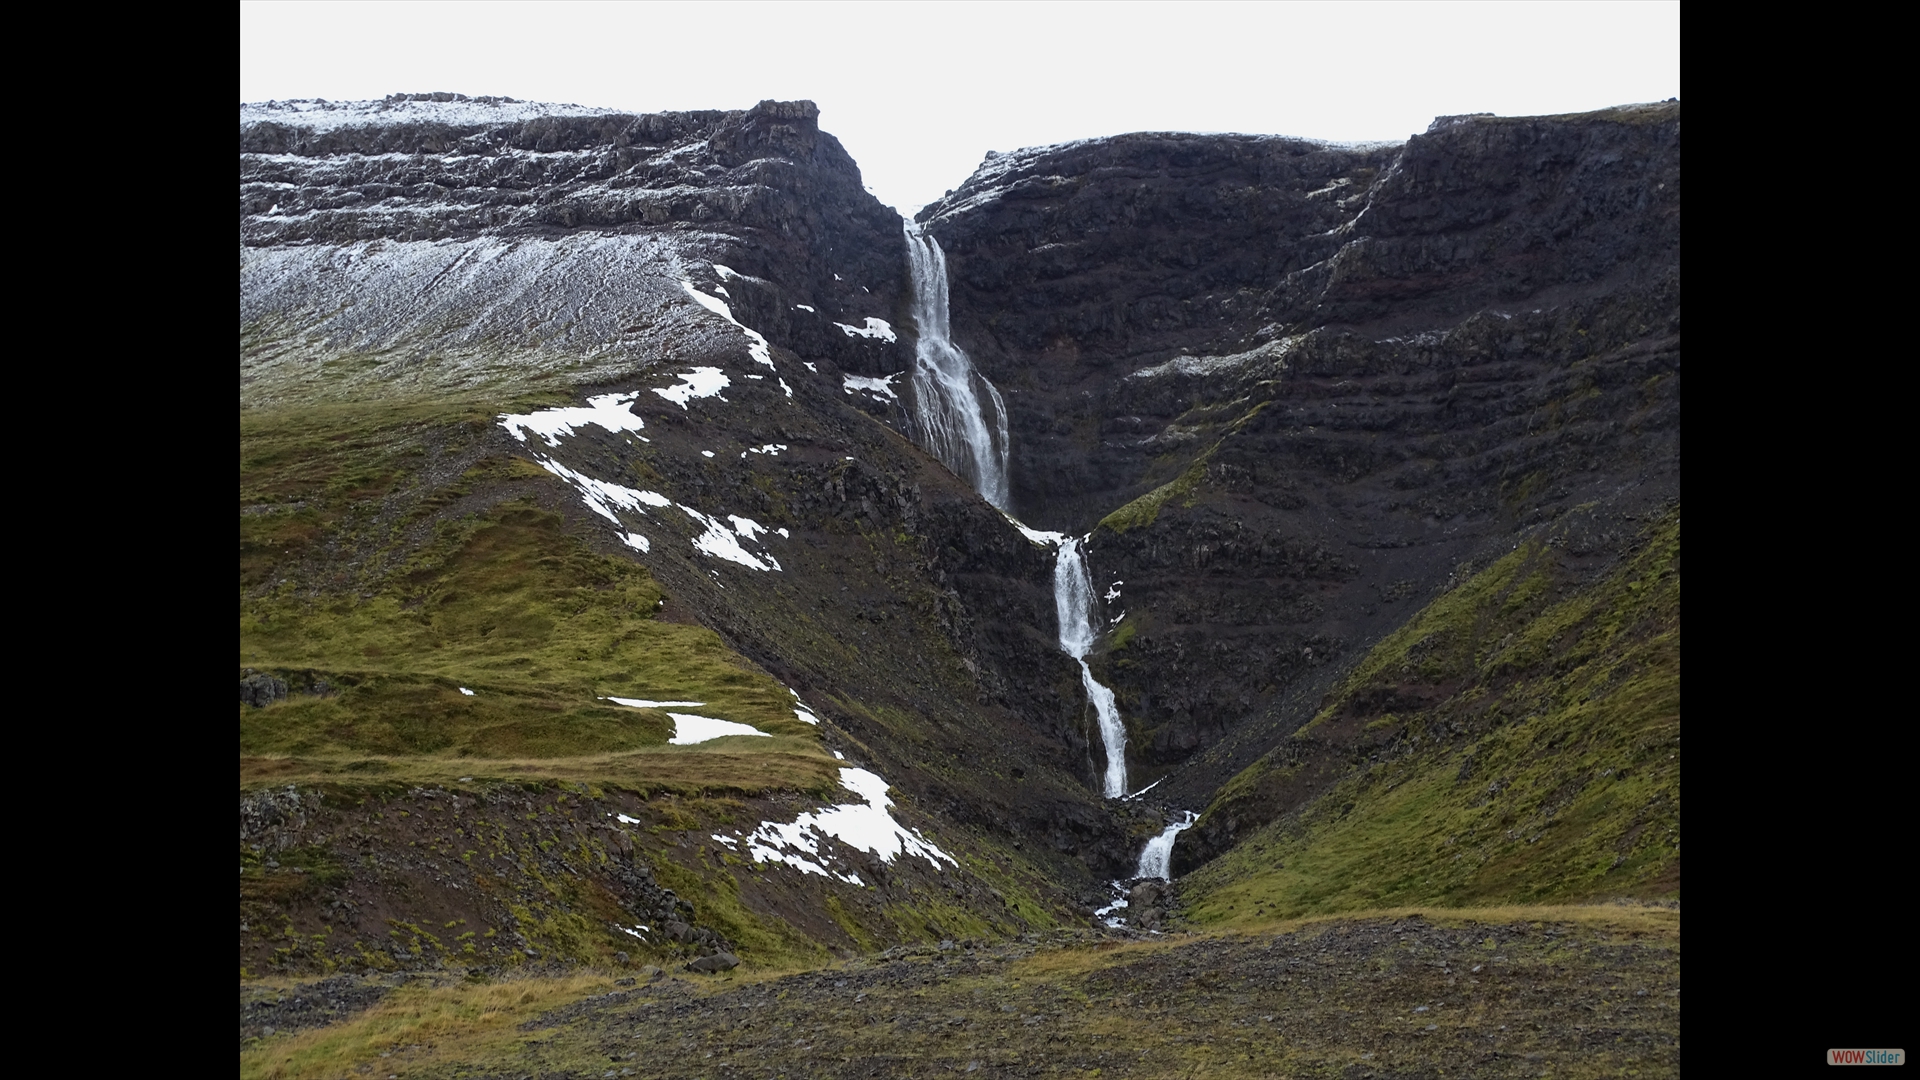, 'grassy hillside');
1180,507,1679,925
241,400,828,790
240,399,1080,982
